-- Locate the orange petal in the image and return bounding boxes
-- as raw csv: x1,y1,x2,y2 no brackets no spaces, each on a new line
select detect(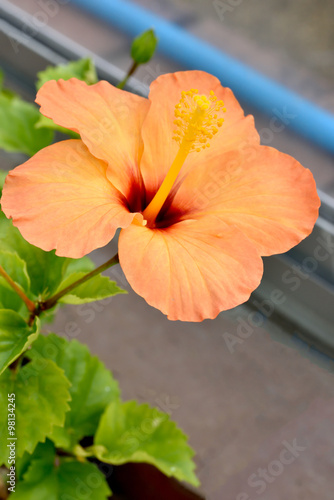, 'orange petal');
1,140,141,258
36,78,149,198
172,146,320,256
119,217,263,321
139,70,259,198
